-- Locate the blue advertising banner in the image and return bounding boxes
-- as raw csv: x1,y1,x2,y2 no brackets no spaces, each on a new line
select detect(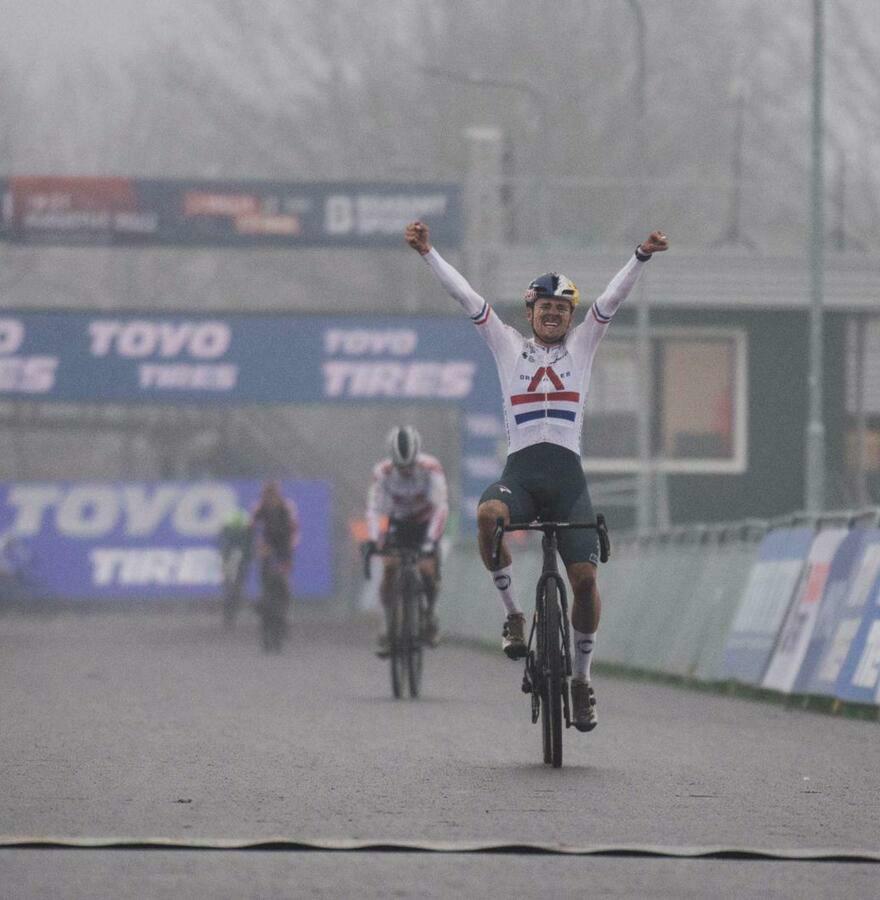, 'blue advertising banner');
0,311,505,520
796,528,880,696
833,542,880,705
0,177,461,248
1,309,647,525
721,527,814,685
0,479,332,601
762,528,848,694
0,312,492,404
